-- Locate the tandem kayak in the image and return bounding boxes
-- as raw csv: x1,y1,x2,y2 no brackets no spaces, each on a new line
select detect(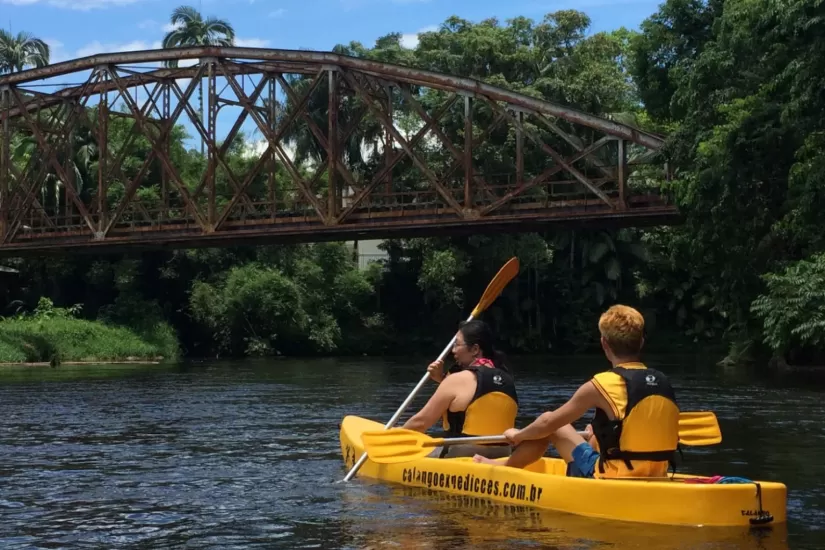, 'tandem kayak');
340,415,787,527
